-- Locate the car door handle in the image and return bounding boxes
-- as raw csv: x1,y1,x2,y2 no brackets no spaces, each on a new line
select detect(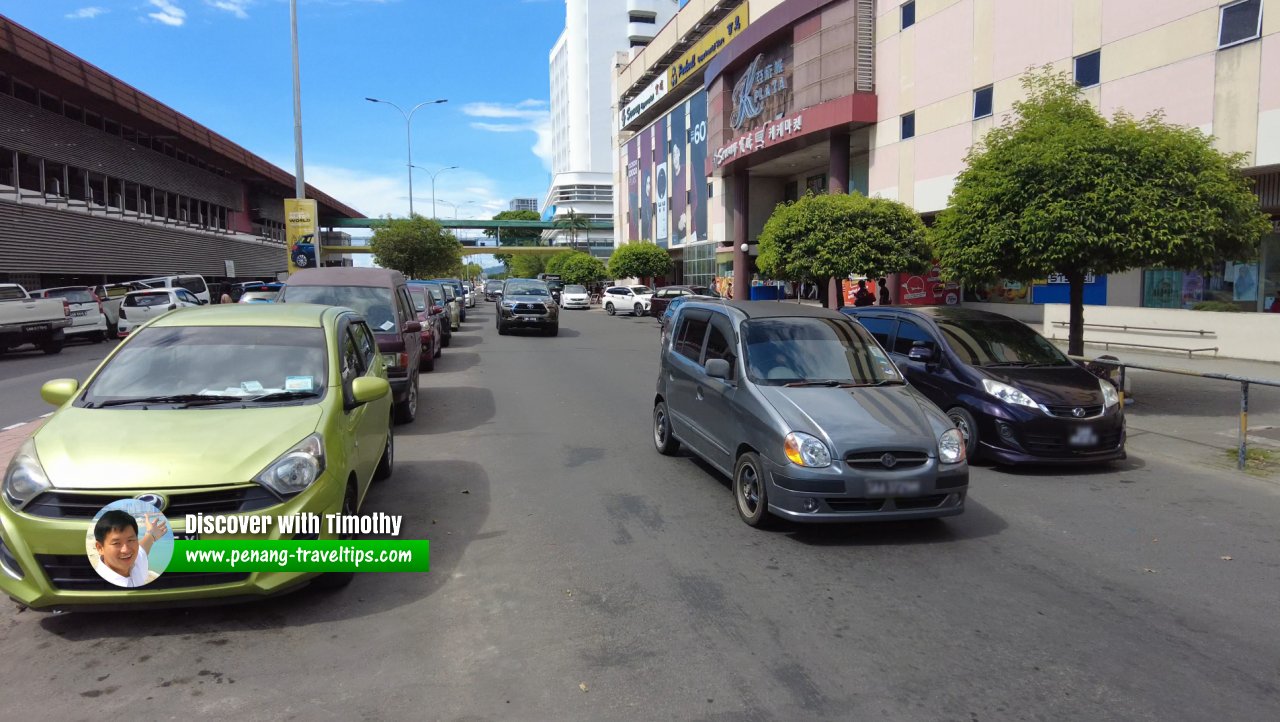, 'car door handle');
695,387,704,401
